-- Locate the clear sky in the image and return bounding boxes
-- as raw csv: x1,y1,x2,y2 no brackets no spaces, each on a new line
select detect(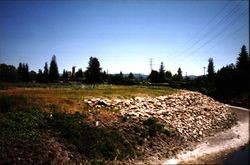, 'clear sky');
0,0,249,76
